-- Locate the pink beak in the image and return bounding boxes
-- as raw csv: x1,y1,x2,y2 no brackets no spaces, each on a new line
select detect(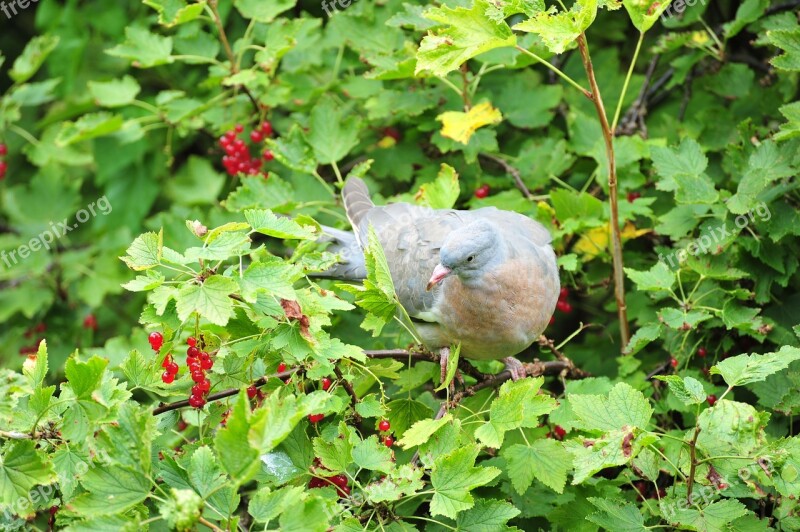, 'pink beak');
426,264,452,291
